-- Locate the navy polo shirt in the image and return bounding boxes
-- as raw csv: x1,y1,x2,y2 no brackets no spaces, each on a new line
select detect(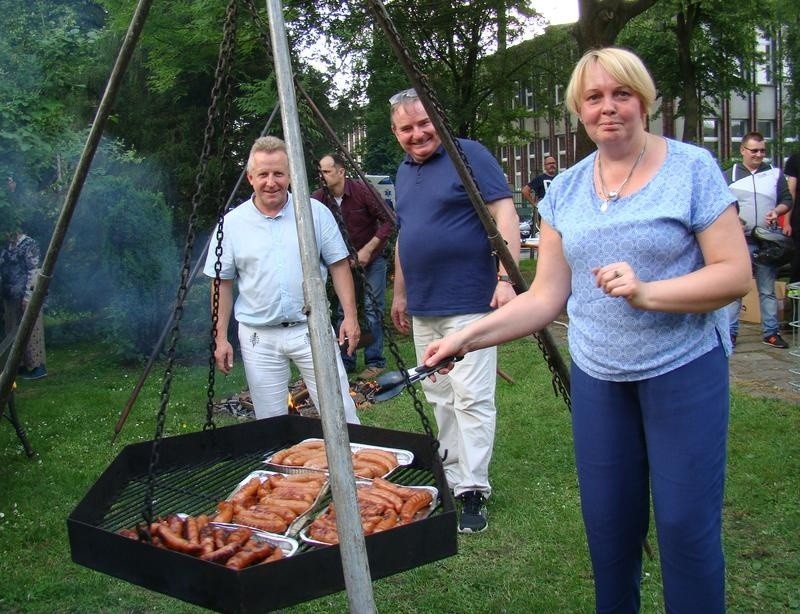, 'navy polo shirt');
395,139,512,316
